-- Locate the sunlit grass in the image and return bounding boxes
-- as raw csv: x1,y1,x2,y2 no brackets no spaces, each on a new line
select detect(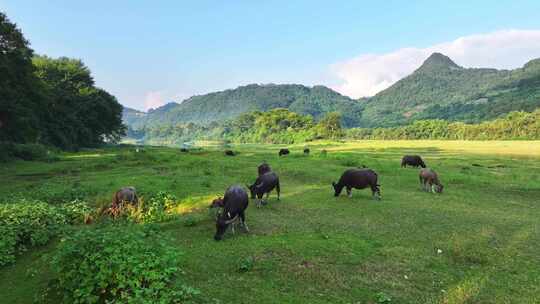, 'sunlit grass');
0,141,539,303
